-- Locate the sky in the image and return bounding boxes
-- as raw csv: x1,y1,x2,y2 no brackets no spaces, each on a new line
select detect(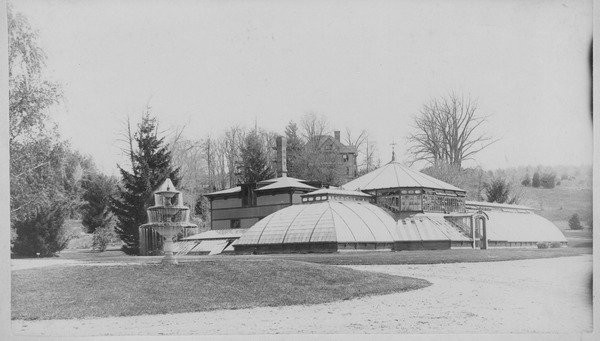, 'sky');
12,0,593,175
